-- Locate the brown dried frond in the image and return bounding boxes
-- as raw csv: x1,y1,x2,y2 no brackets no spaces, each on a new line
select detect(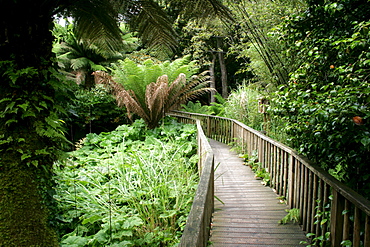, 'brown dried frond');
118,89,149,121
92,70,125,97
